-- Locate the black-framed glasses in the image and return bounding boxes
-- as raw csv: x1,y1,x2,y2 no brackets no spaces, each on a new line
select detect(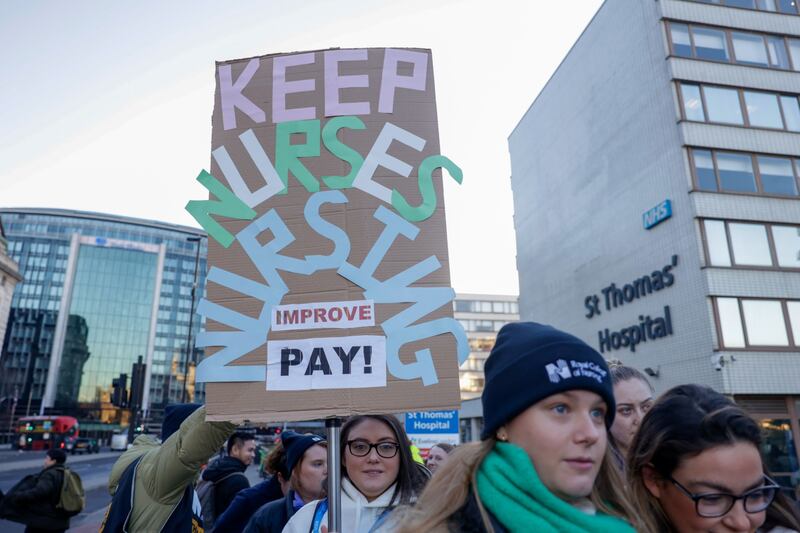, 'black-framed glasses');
346,440,400,458
669,475,780,518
